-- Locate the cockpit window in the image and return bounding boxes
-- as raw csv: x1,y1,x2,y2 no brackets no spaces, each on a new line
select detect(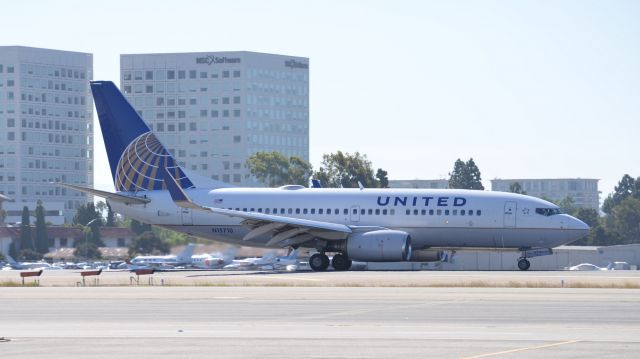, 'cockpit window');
535,208,562,216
